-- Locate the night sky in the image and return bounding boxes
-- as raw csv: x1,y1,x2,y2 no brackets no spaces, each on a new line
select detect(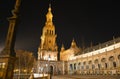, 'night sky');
0,0,120,56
